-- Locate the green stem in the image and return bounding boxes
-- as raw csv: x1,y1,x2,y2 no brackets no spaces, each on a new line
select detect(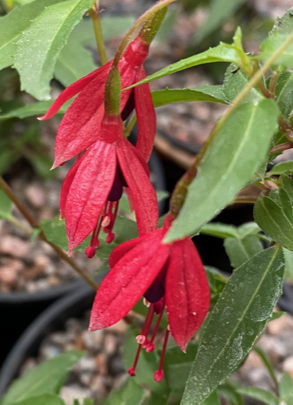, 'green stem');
89,3,107,66
6,215,32,235
195,30,293,168
112,0,177,69
0,176,99,291
123,114,137,138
